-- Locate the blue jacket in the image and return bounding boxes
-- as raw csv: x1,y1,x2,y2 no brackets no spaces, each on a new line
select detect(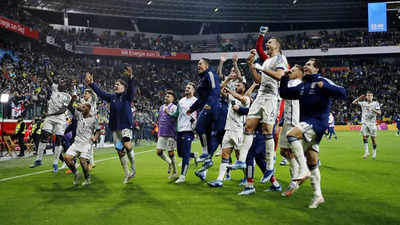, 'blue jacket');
279,74,346,143
90,79,135,131
189,68,220,112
